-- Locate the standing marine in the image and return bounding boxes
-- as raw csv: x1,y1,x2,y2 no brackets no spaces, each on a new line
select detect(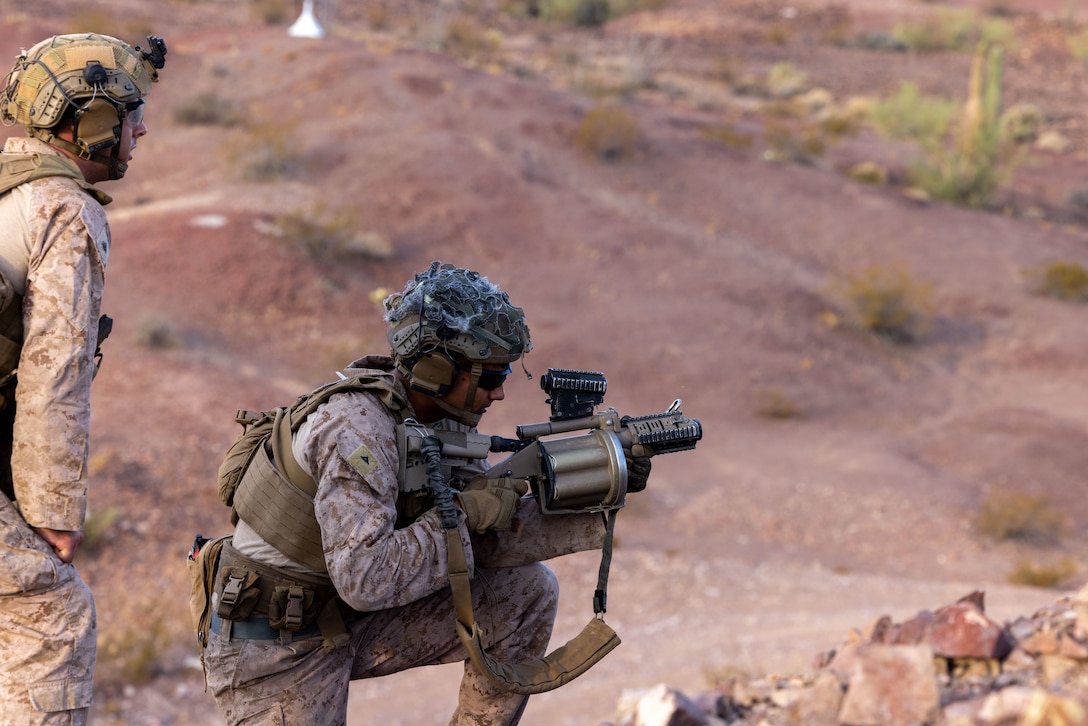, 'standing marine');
0,32,167,723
